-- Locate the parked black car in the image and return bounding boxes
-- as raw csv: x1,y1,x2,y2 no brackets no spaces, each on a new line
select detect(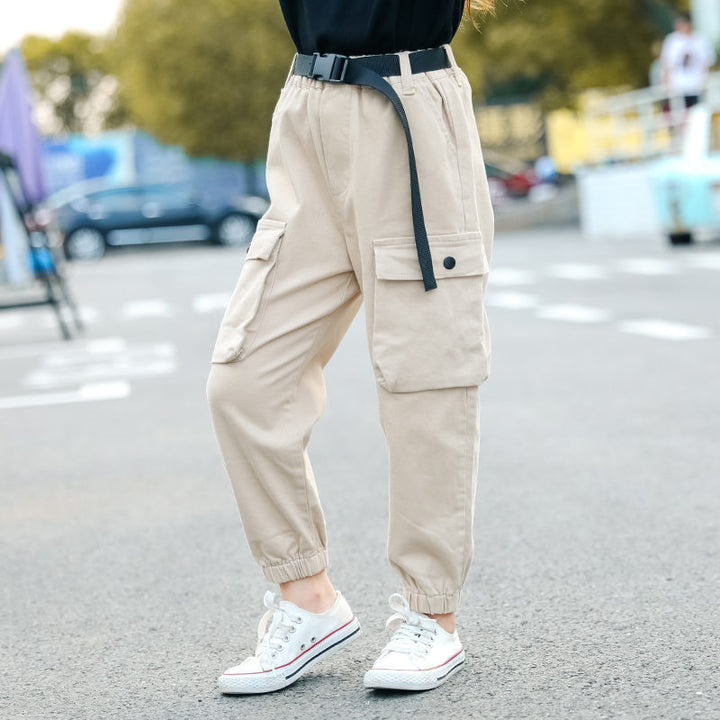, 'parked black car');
42,182,269,260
